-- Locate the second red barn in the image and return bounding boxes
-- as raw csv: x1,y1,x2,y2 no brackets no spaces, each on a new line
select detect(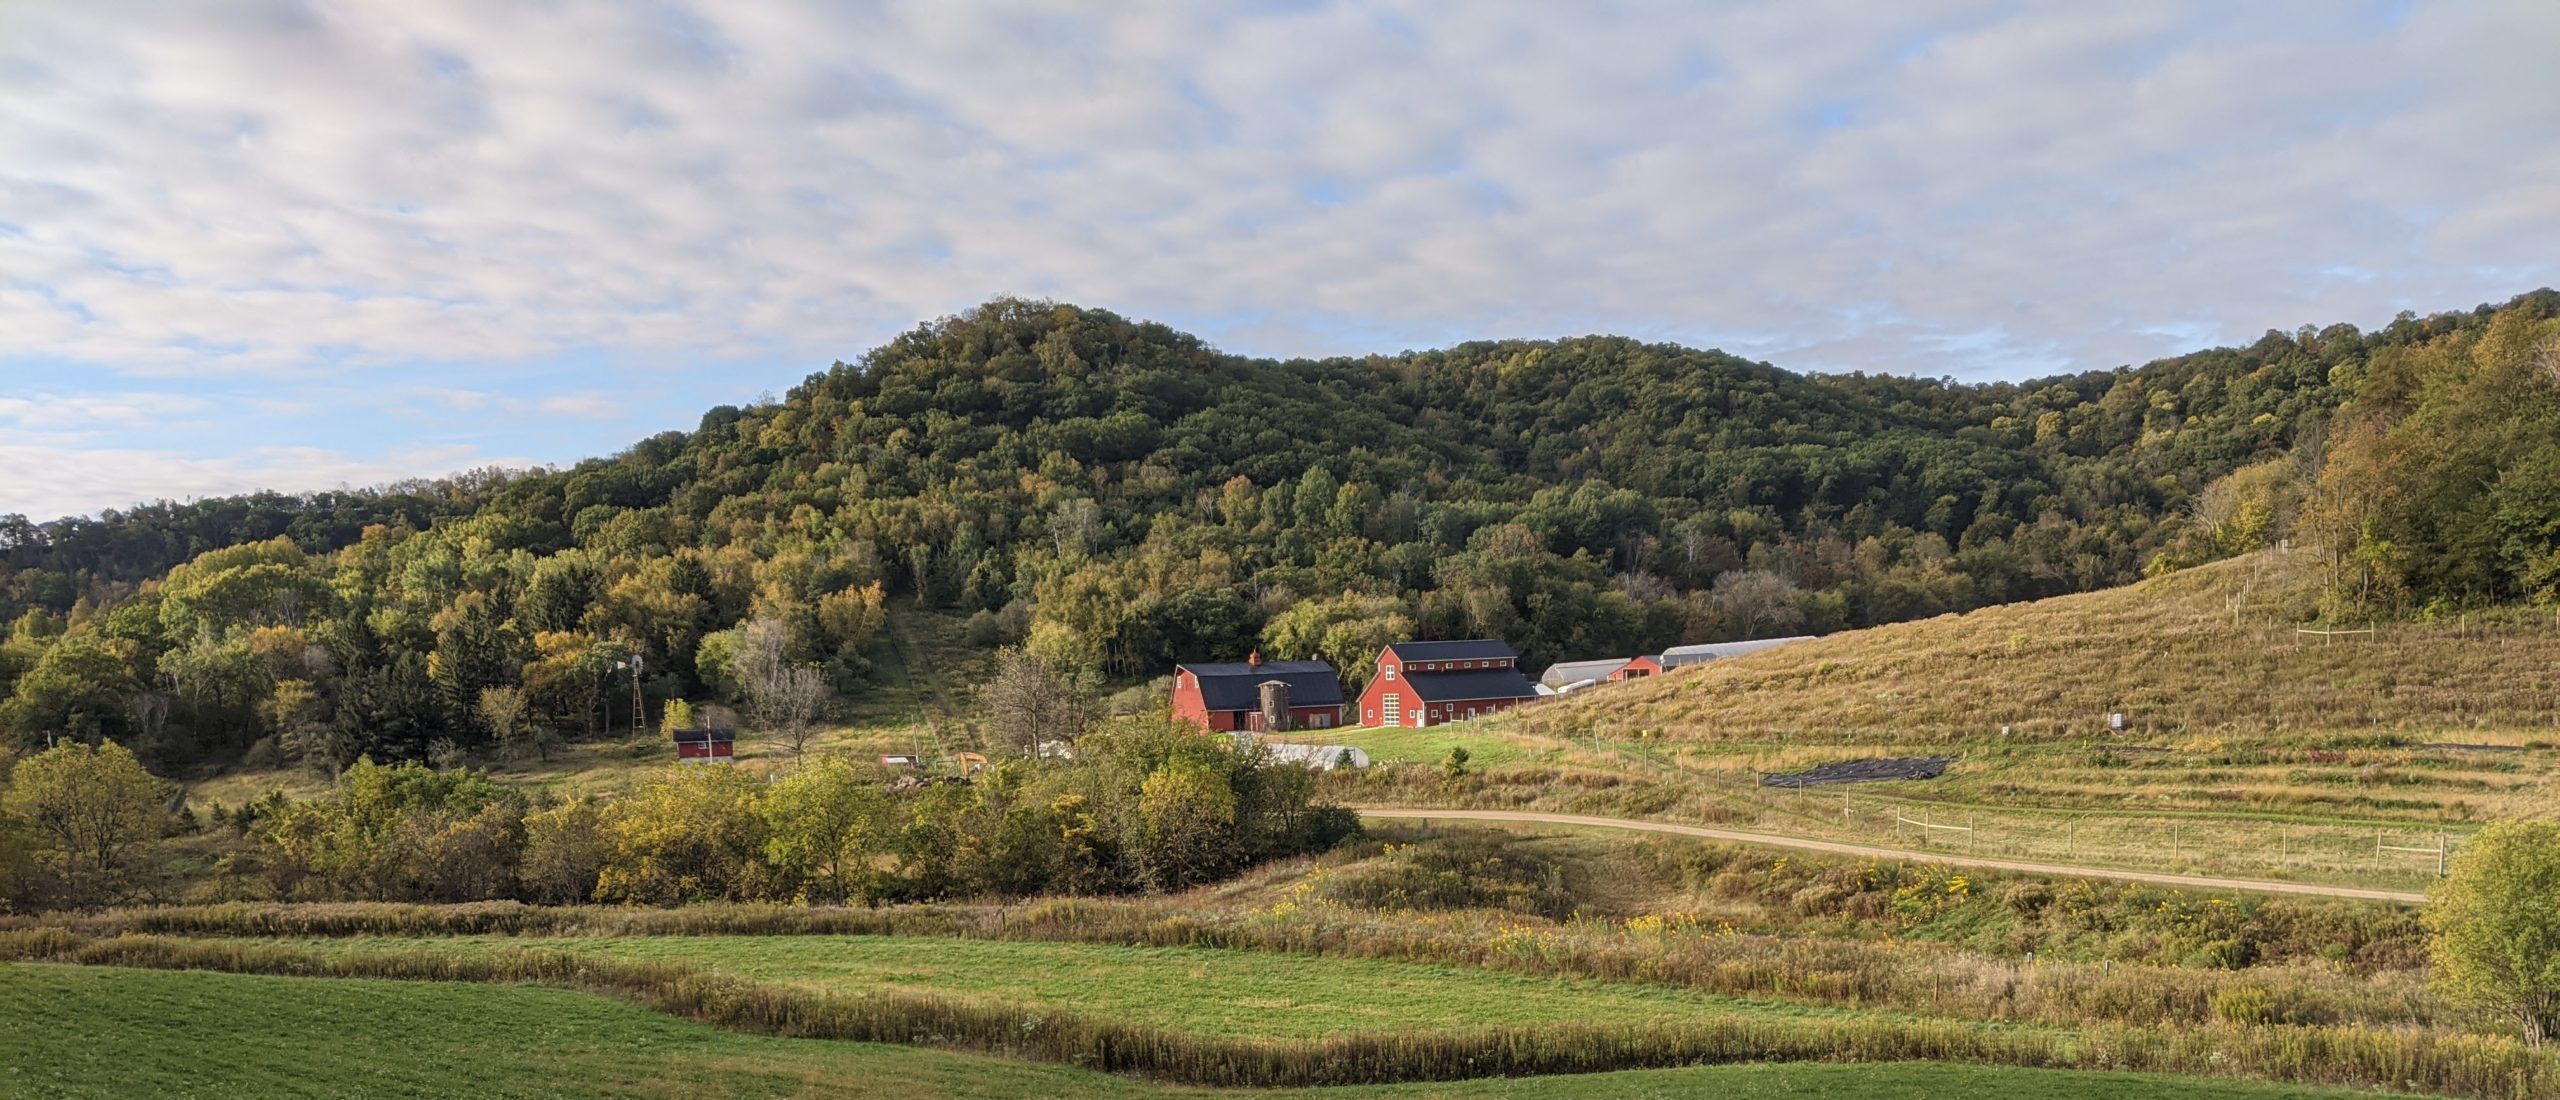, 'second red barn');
1355,640,1540,728
1171,651,1347,732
